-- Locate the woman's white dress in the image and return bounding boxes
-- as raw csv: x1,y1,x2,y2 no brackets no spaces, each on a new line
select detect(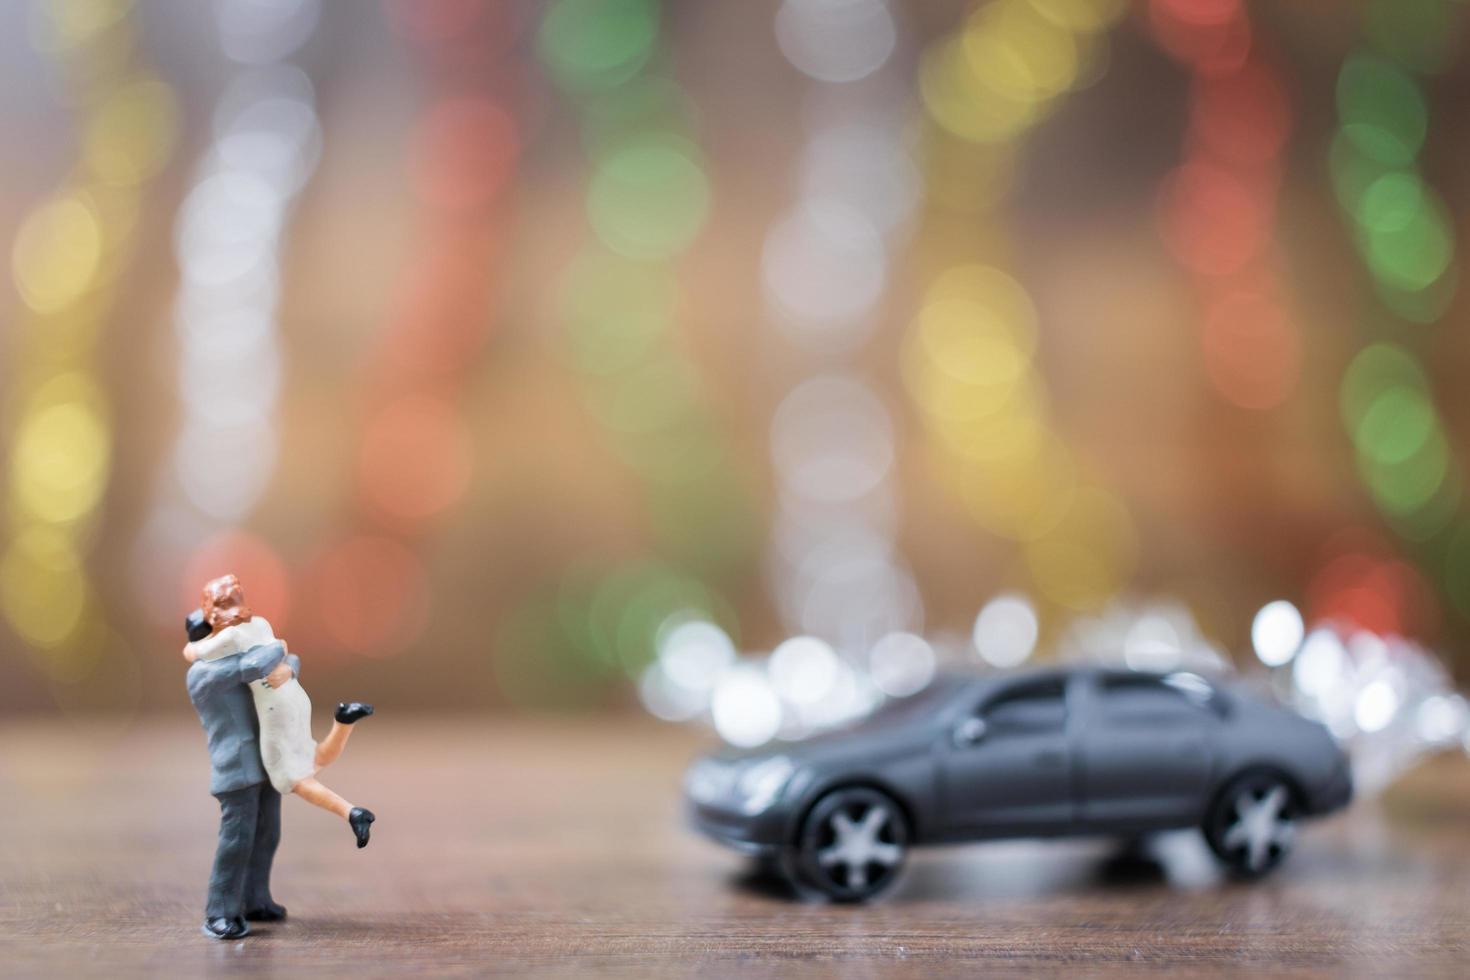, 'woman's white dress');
191,617,316,795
